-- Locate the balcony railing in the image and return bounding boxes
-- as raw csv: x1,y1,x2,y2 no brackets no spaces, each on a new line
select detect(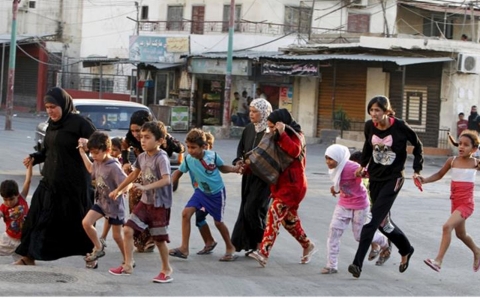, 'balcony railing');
139,20,313,36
